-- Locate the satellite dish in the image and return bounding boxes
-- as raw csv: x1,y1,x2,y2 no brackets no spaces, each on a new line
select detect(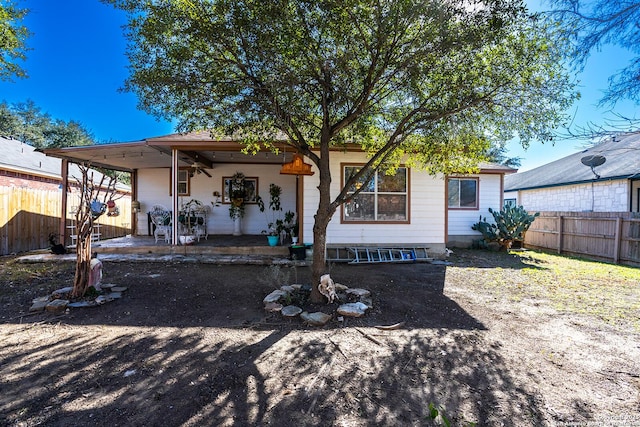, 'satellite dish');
581,155,606,179
581,155,606,168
